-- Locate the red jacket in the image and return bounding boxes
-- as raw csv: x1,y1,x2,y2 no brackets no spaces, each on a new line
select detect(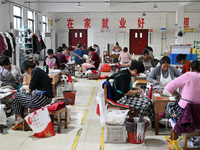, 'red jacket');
91,52,100,69
182,60,191,74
